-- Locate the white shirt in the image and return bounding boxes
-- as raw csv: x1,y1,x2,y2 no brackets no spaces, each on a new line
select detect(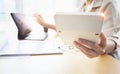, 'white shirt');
78,0,120,59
